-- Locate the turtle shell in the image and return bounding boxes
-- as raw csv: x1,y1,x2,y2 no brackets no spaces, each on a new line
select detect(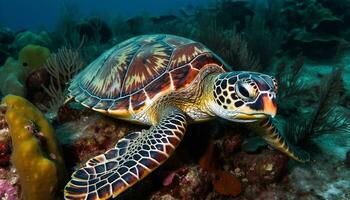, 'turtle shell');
68,34,227,115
